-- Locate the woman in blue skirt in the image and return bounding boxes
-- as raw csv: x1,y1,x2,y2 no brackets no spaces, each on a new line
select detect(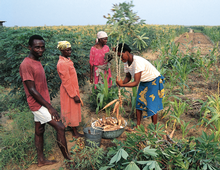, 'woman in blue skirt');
115,43,165,128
